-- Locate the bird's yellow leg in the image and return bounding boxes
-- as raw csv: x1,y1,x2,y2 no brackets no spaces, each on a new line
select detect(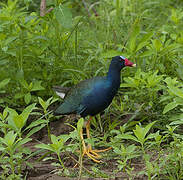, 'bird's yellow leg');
86,116,112,157
86,116,92,139
79,126,101,163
